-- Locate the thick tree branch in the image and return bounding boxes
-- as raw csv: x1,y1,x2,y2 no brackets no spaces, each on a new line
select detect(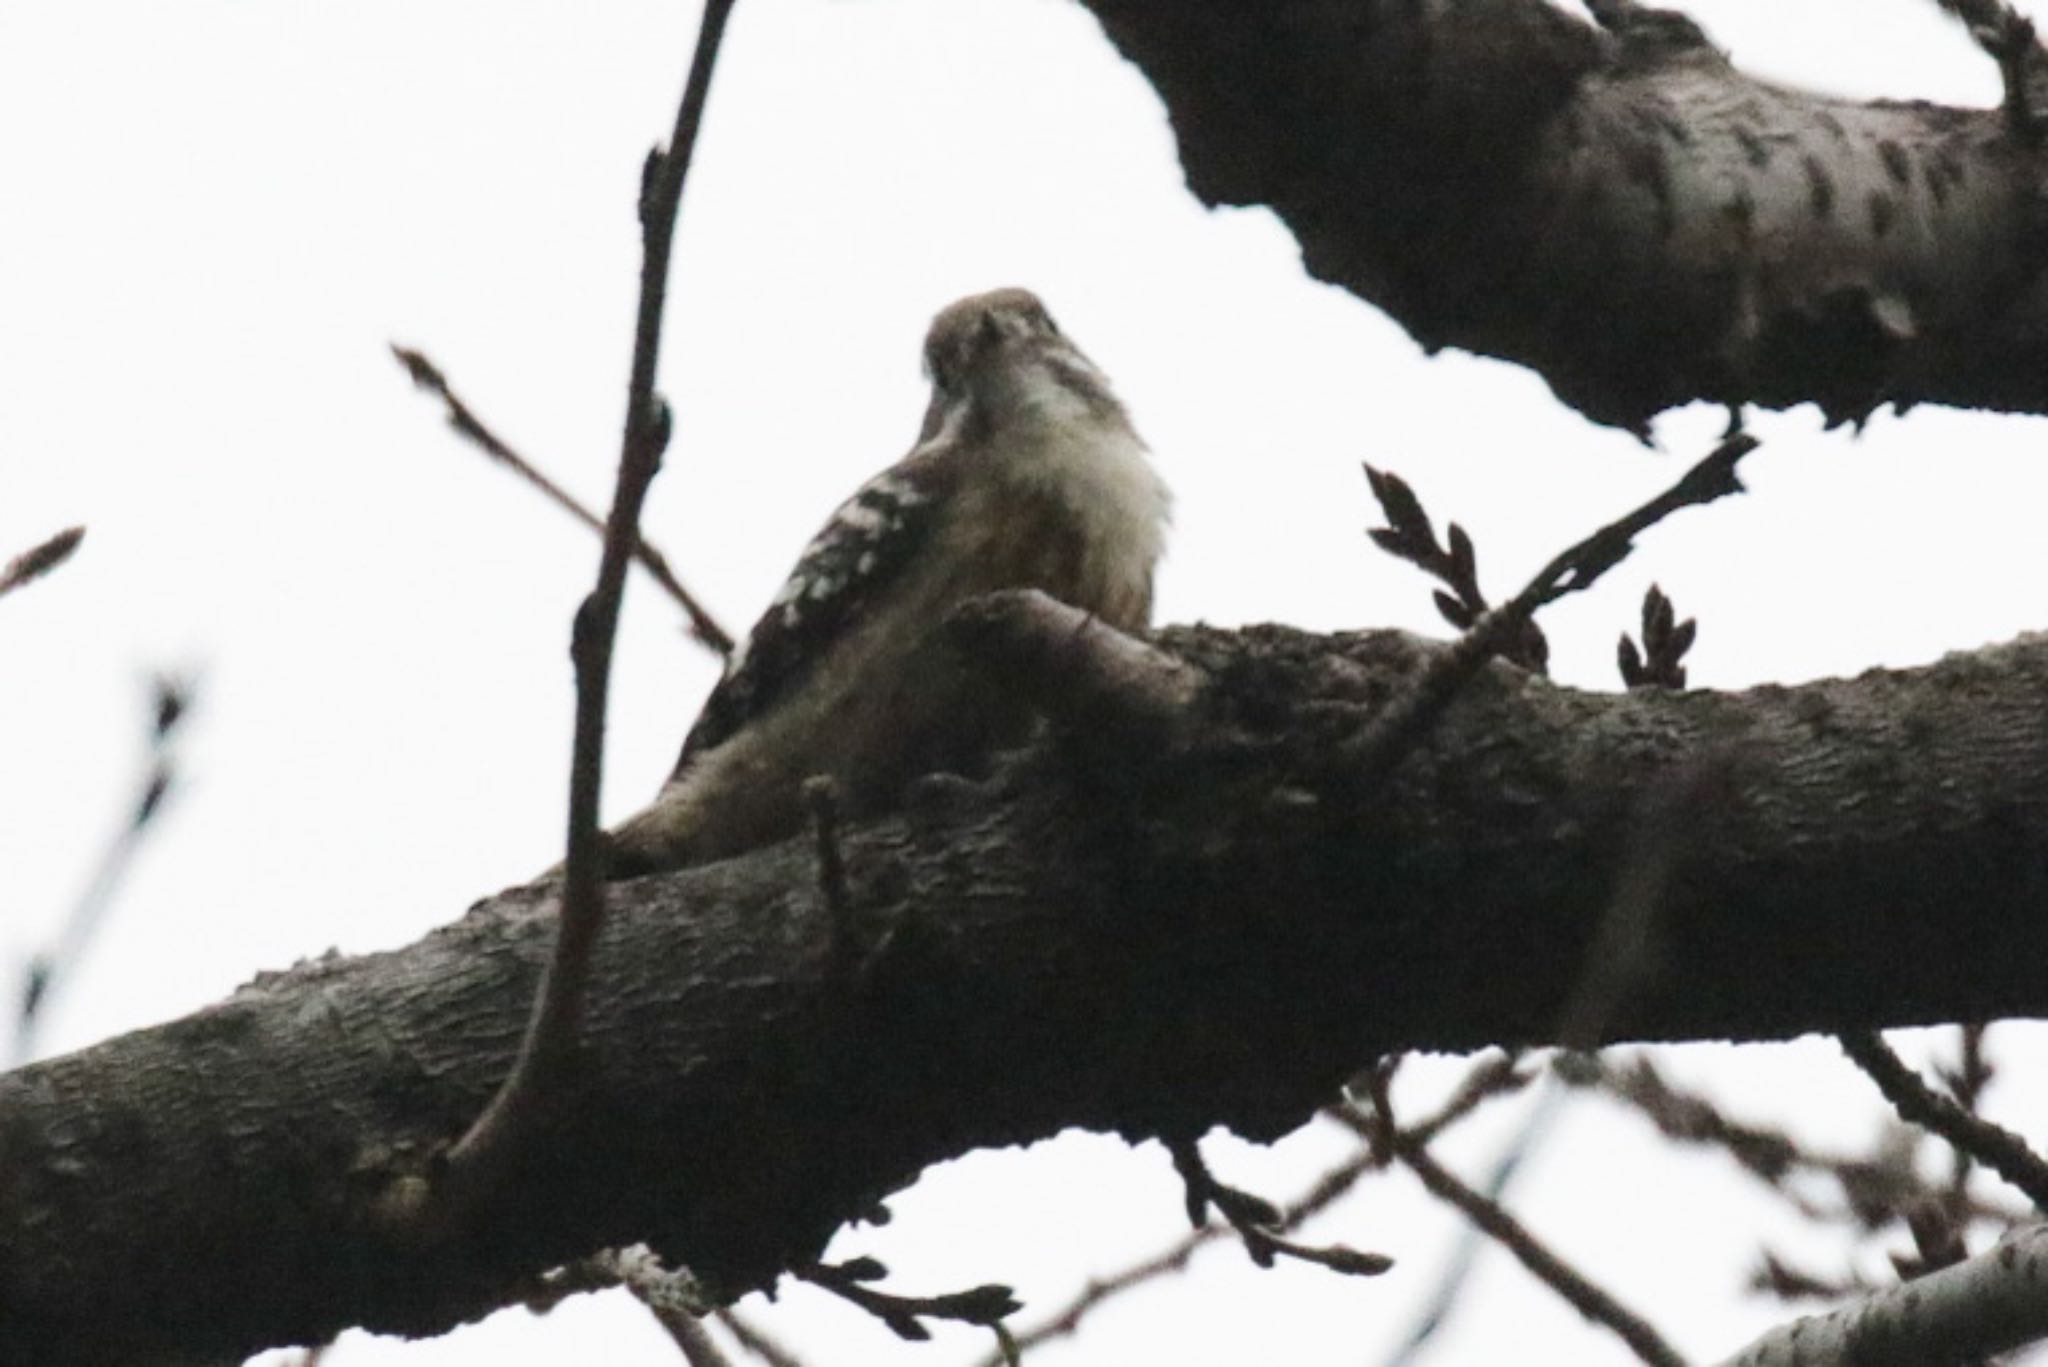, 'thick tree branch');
4,621,2048,1364
1077,0,2048,432
1718,1223,2048,1366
